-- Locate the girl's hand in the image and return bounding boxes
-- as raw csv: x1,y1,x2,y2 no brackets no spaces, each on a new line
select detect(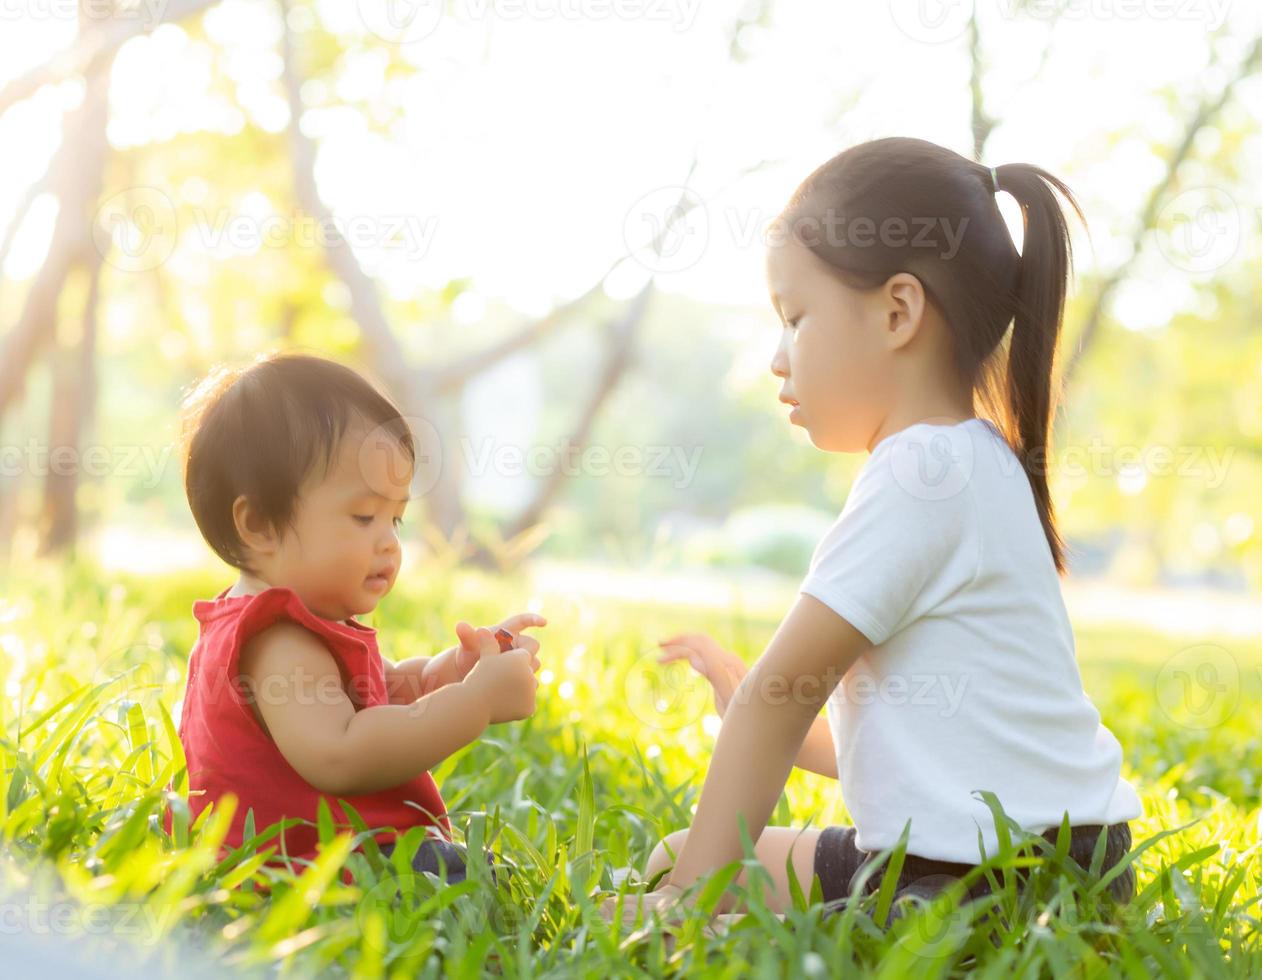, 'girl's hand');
657,633,748,719
454,613,545,679
600,882,688,928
